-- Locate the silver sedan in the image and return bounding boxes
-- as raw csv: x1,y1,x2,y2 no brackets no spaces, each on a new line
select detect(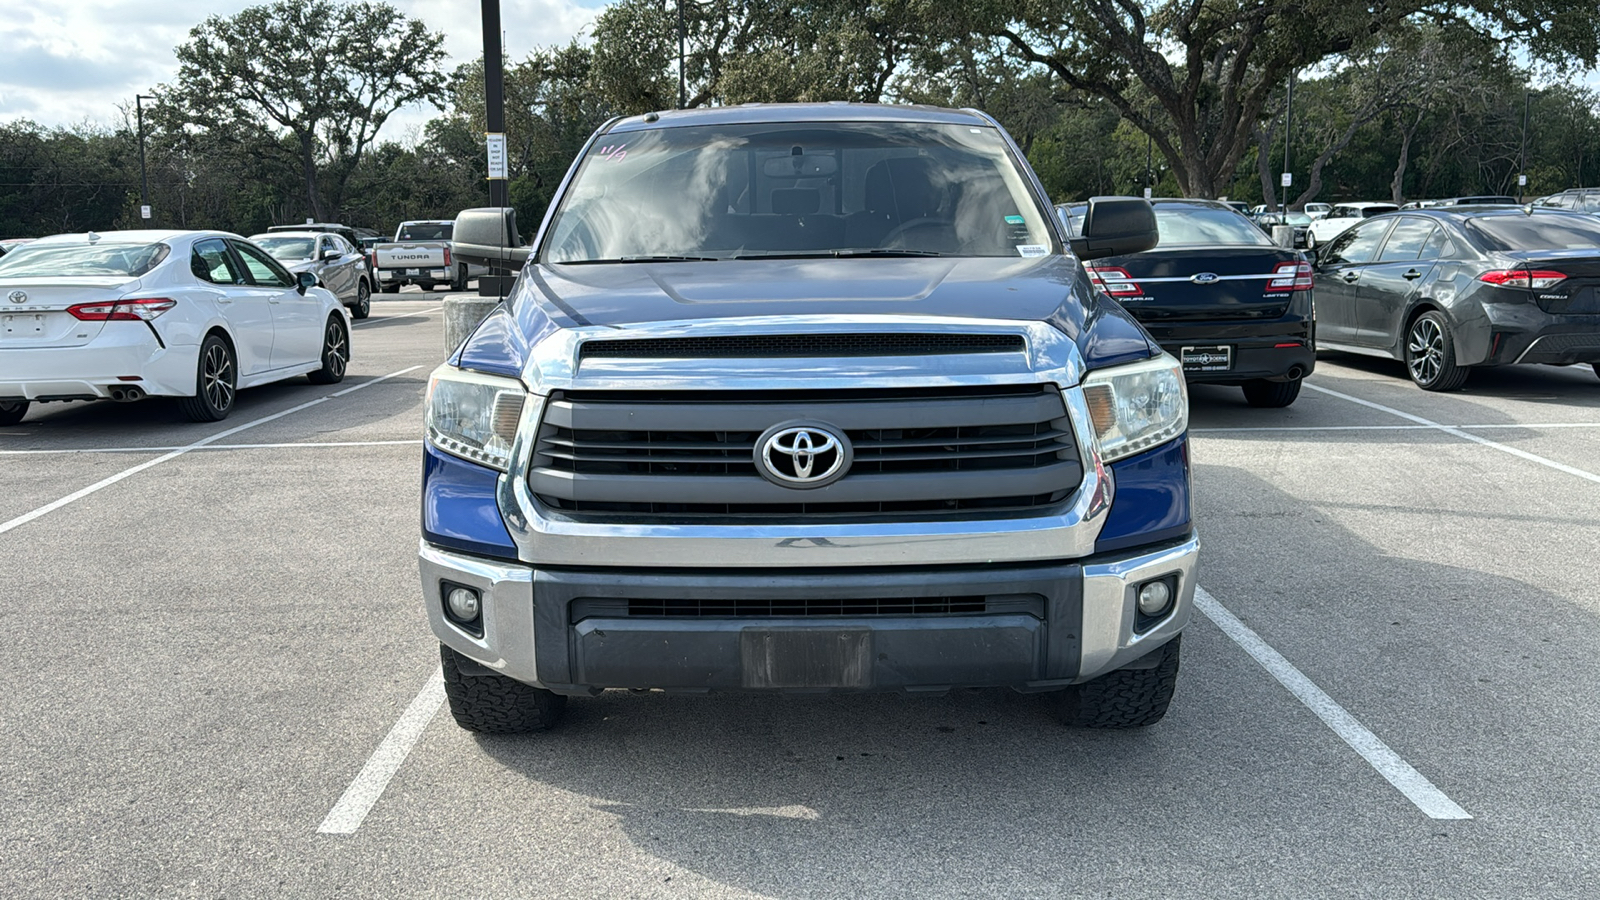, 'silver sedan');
251,231,373,319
